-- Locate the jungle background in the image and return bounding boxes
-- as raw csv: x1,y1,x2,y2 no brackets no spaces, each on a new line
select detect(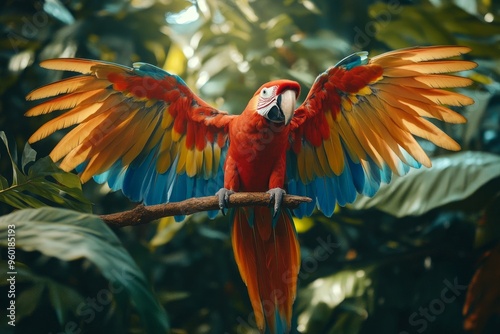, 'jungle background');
1,0,500,333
